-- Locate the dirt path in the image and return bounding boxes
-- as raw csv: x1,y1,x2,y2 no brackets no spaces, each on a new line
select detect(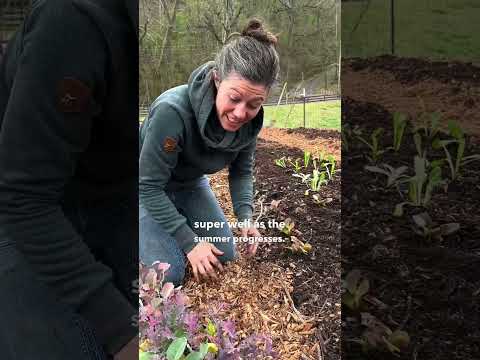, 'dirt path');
343,58,480,136
184,128,341,360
